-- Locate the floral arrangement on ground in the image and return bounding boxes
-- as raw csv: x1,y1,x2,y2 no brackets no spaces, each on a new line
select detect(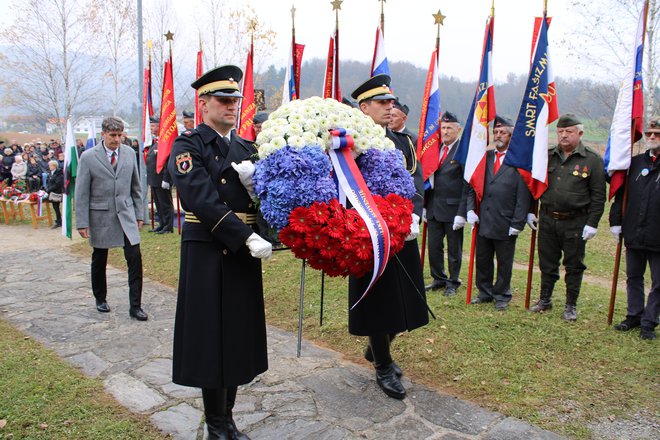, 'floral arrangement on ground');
253,97,415,278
